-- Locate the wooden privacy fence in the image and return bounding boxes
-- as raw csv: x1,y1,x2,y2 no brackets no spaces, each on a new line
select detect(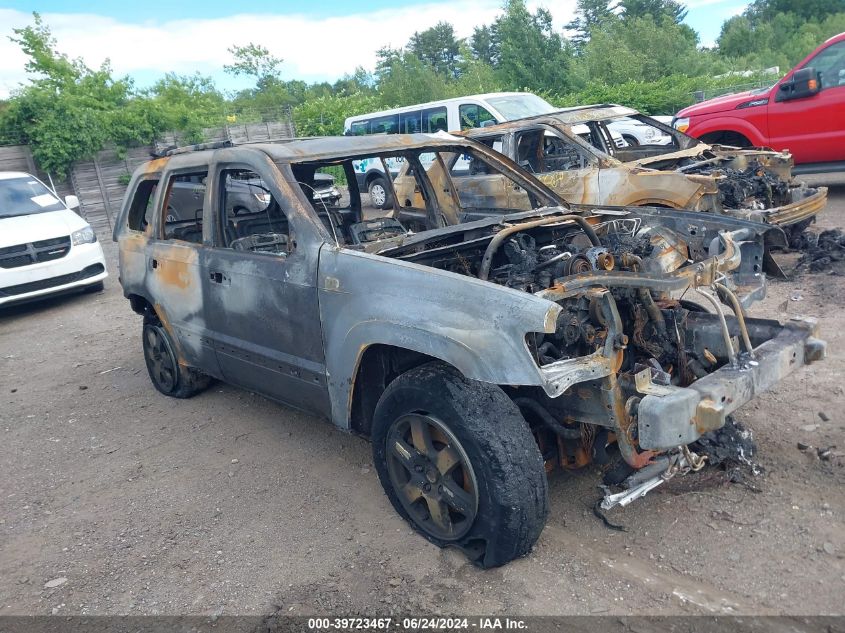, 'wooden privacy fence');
0,117,298,240
72,118,297,238
0,144,75,201
70,146,152,238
